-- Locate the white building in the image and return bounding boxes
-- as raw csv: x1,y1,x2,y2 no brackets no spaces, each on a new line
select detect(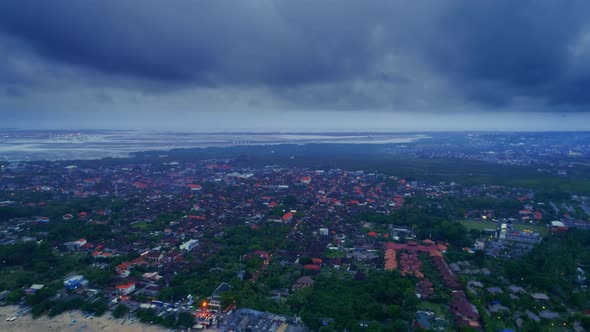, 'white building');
180,239,199,251
474,239,486,250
